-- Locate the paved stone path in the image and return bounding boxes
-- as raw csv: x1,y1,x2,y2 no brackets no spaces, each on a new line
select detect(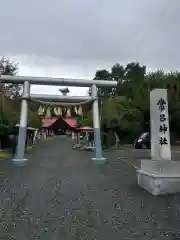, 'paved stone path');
0,137,180,239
